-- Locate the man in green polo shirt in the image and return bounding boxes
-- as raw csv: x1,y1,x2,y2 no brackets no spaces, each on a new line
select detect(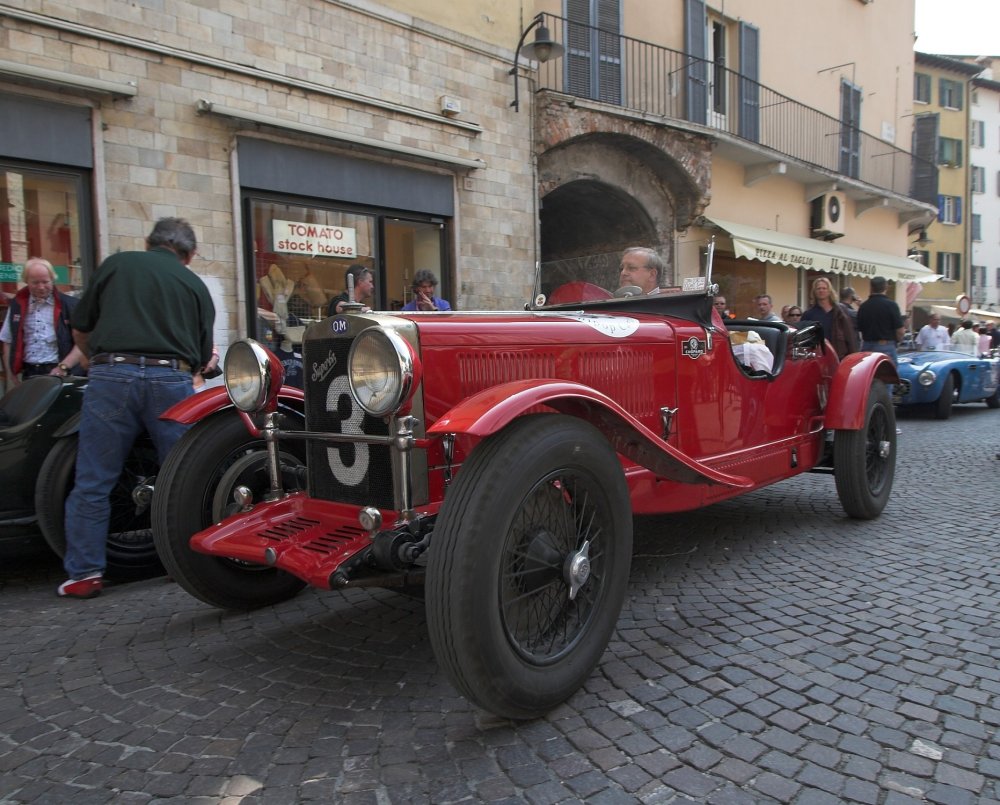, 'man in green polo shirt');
58,217,216,599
